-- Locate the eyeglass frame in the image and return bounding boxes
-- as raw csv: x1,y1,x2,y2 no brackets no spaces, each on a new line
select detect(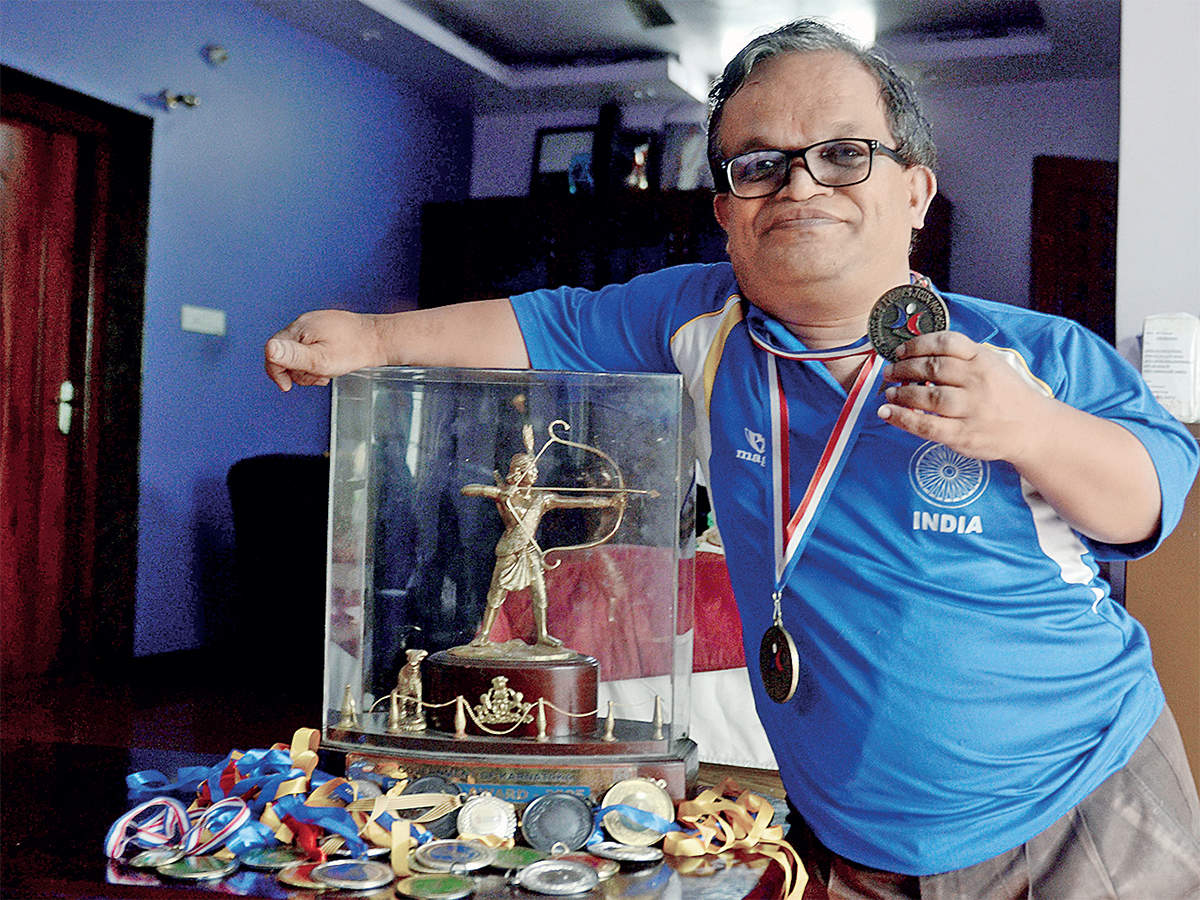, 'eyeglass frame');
718,138,908,198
